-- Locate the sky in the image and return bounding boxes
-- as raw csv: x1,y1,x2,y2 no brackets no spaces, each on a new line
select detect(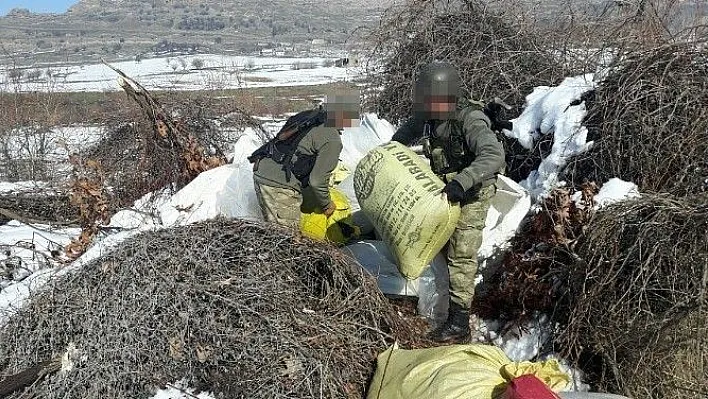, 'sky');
0,0,78,16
